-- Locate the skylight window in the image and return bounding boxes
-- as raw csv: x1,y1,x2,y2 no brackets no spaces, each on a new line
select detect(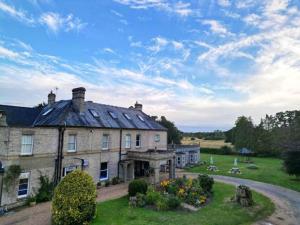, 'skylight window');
42,108,53,116
89,109,99,118
108,111,118,119
123,113,131,120
137,115,145,122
